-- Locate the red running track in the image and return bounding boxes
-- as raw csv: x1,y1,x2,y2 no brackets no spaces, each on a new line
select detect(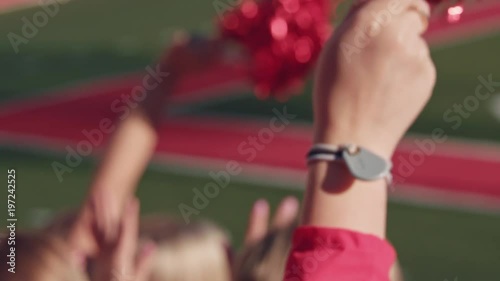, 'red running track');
1,2,500,210
0,0,39,12
0,66,499,204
